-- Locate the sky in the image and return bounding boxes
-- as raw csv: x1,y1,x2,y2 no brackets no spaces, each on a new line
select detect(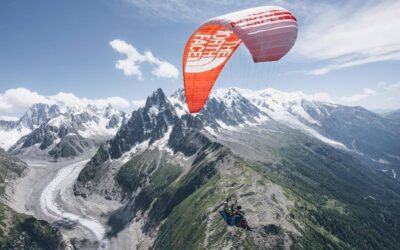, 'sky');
0,0,399,119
